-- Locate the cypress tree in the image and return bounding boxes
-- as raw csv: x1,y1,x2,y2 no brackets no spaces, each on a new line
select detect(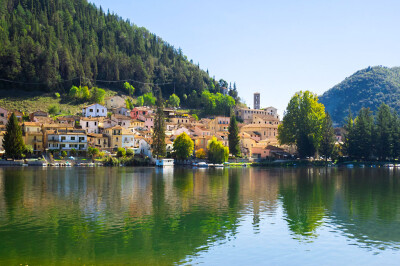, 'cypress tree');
3,113,25,159
228,113,241,157
152,91,166,158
